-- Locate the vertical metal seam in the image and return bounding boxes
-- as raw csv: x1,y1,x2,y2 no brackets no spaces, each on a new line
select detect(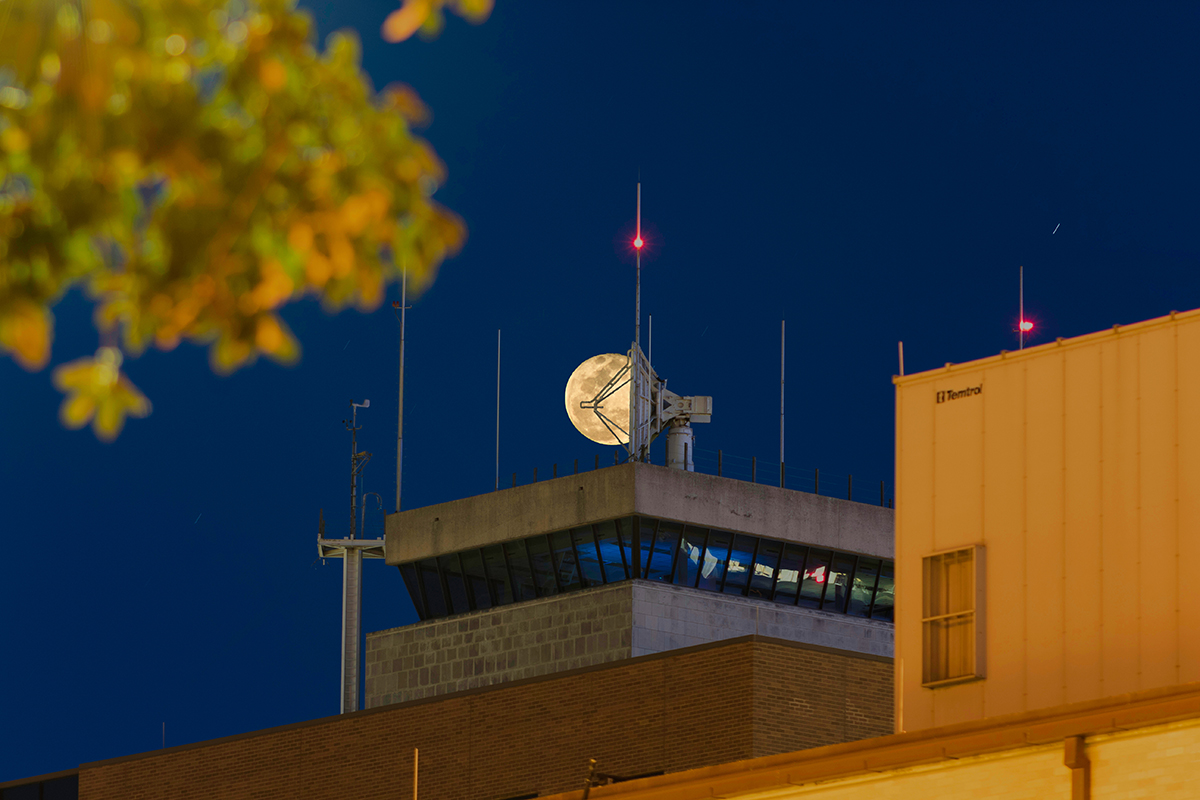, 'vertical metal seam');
547,533,565,594
591,524,608,585
567,529,586,589
742,536,762,597
693,527,710,589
